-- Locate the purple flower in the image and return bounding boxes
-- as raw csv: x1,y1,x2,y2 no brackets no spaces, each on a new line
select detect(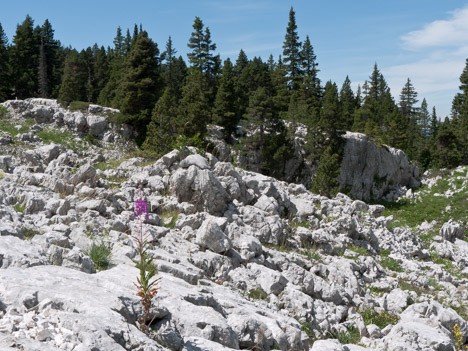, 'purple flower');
134,199,149,220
